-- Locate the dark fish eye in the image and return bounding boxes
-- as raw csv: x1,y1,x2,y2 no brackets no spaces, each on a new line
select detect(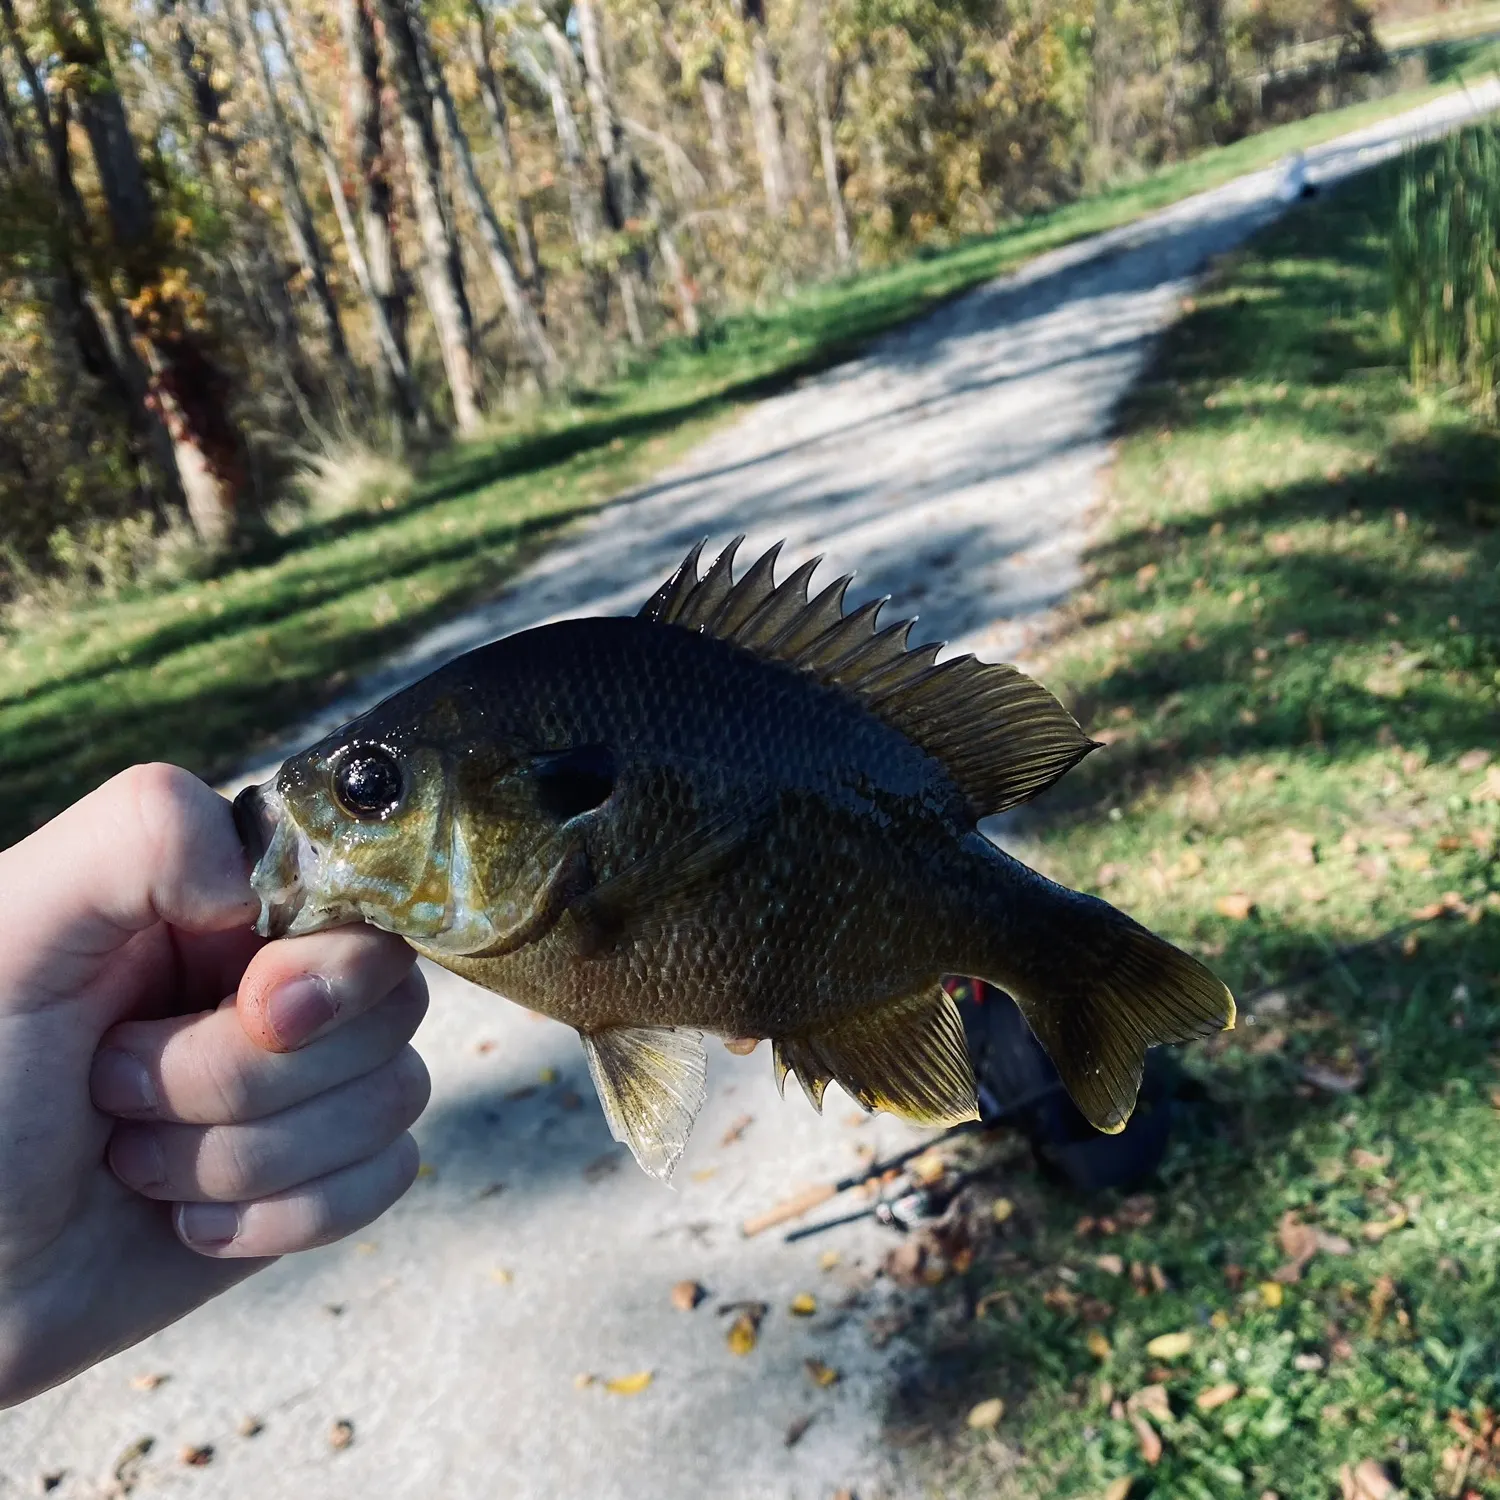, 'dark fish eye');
332,746,404,820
